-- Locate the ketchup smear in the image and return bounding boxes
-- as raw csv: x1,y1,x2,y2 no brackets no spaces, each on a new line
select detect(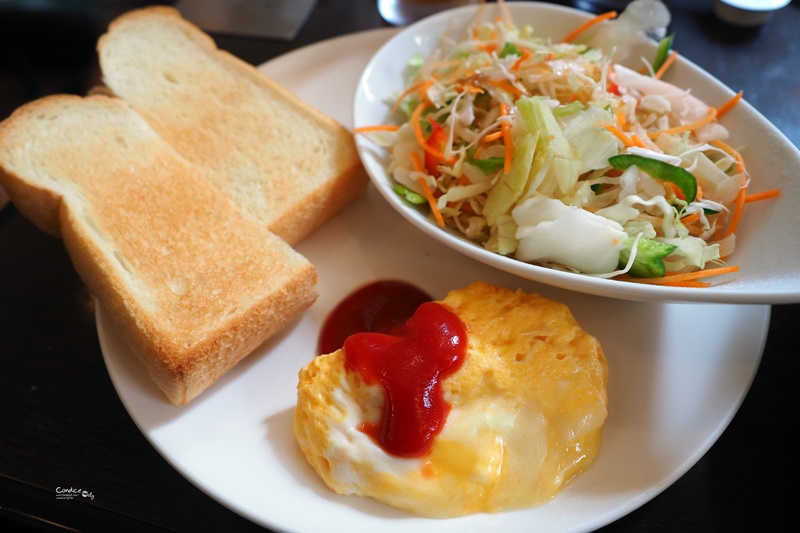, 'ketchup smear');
317,280,433,355
318,281,468,458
